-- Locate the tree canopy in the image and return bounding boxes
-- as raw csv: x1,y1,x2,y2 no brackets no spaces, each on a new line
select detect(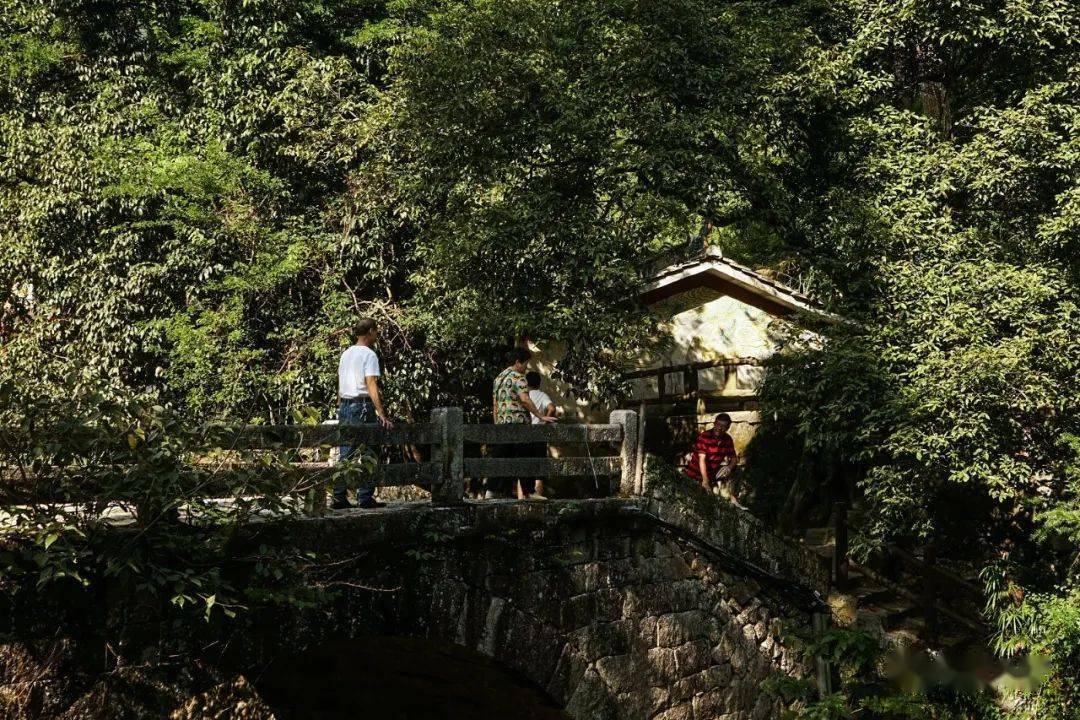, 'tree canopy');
2,0,1080,717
